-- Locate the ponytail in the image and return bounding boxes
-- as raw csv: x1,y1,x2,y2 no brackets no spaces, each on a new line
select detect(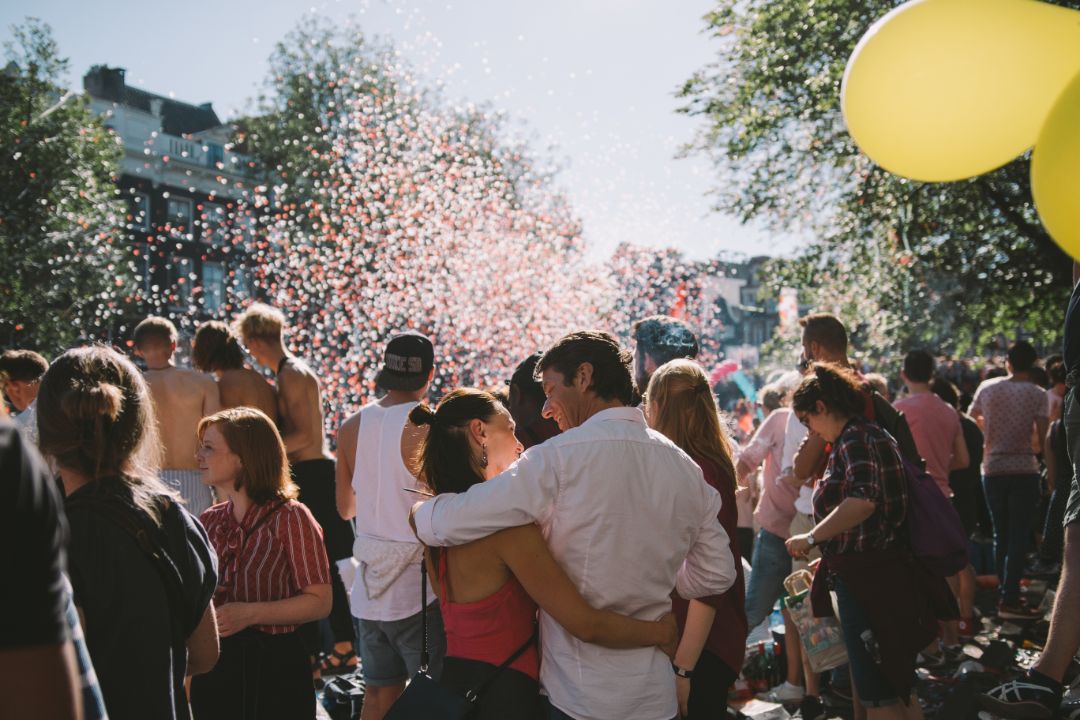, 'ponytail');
38,346,172,523
408,403,437,428
412,389,500,496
